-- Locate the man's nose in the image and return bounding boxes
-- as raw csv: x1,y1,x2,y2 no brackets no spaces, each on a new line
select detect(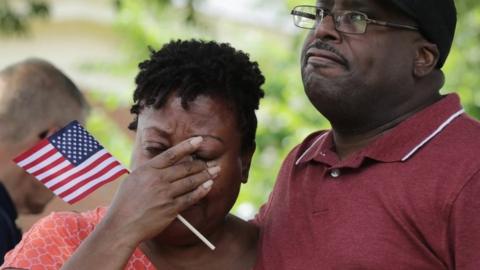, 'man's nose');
313,14,342,42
